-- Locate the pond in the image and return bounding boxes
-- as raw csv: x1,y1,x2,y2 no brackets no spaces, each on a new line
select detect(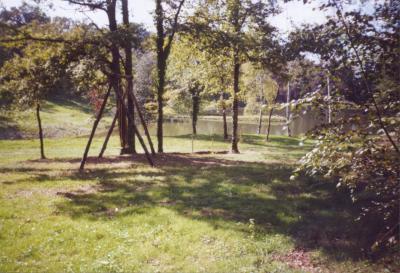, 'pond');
147,110,324,137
